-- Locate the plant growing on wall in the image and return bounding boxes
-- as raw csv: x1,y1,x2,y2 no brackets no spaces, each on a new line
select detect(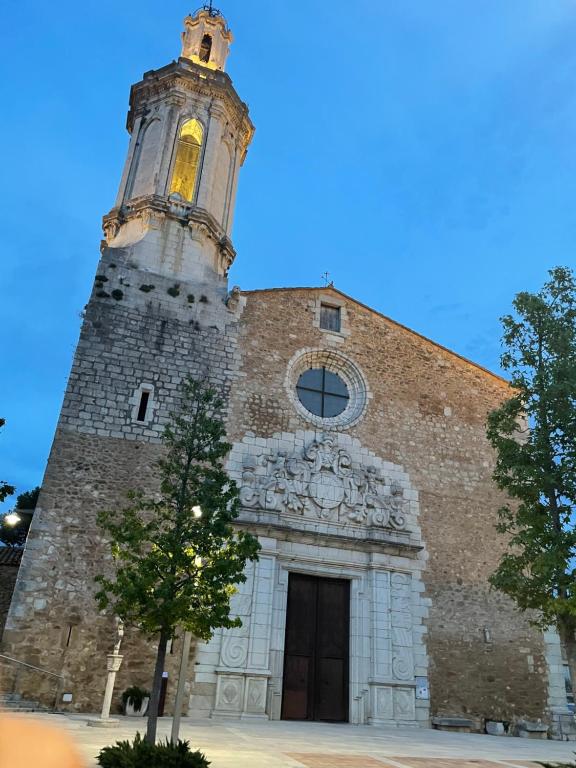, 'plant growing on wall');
95,377,260,744
487,267,576,687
